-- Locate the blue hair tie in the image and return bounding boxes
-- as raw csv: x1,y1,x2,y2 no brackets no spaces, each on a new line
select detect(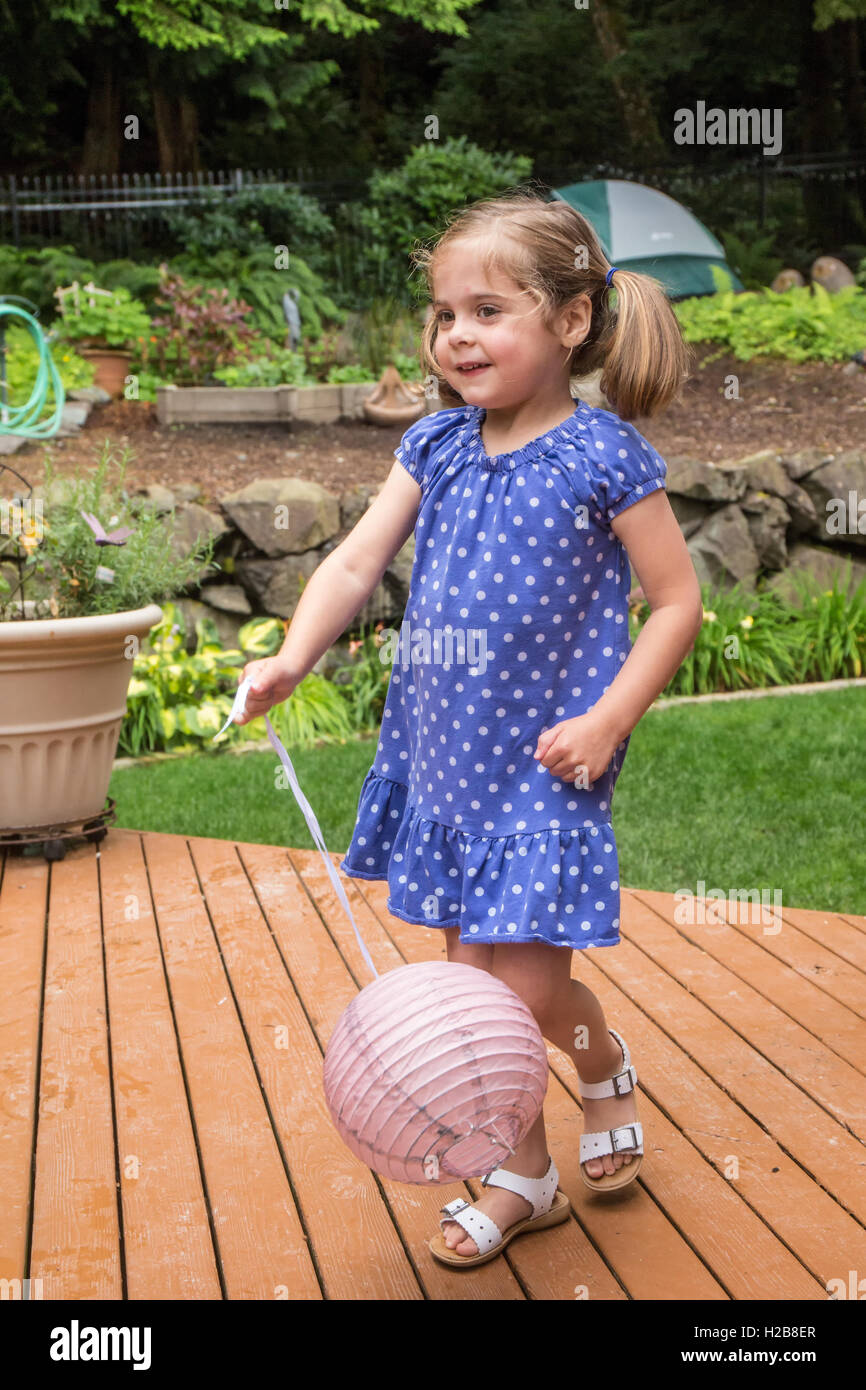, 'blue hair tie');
605,266,618,287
